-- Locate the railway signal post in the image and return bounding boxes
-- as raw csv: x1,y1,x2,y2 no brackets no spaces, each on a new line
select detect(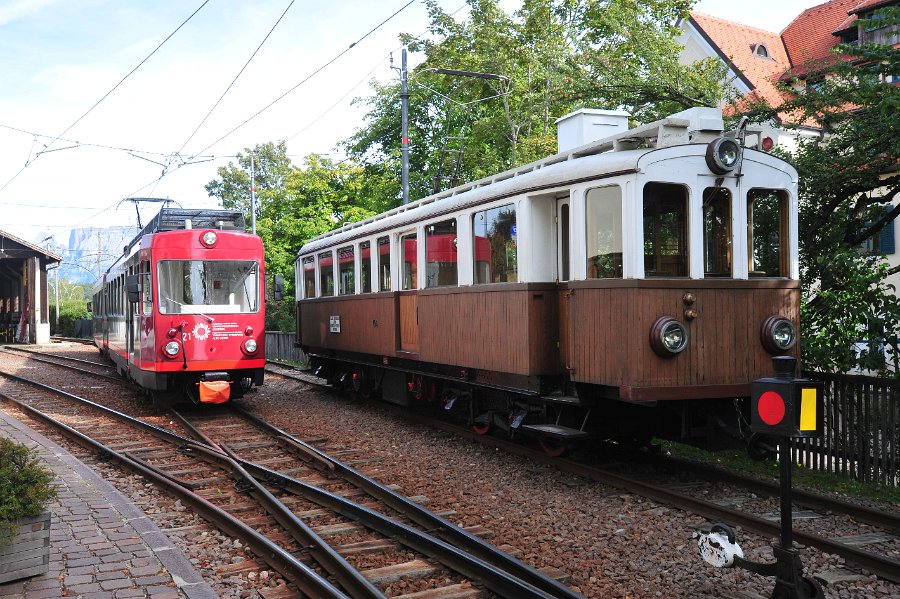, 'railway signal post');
698,356,825,599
